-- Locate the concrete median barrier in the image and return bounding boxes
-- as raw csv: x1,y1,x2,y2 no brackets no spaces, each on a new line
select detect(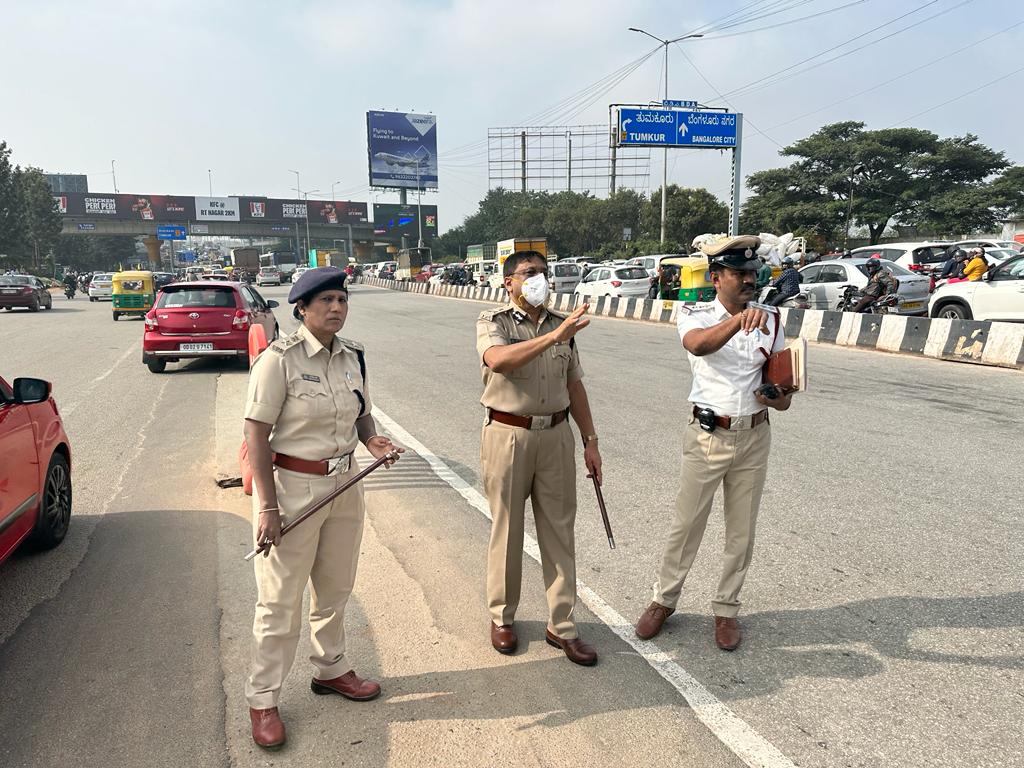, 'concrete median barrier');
356,276,1024,370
